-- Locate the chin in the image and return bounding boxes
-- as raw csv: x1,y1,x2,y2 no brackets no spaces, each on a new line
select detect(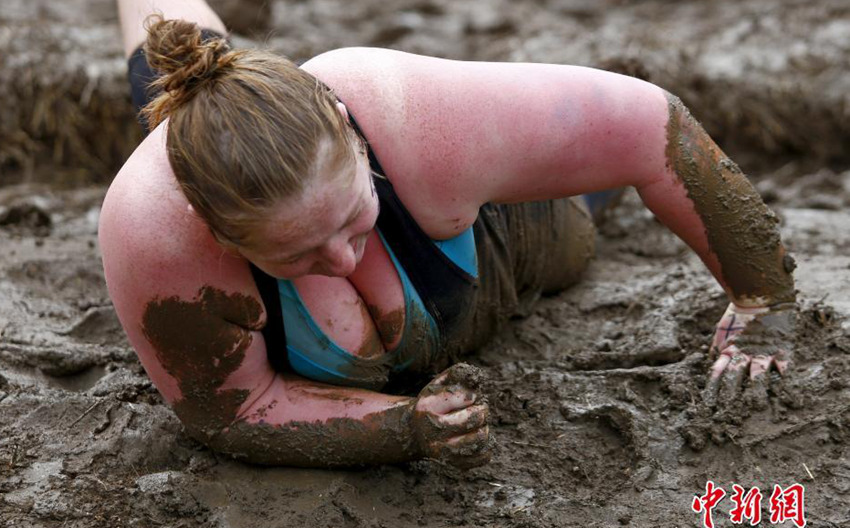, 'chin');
322,270,351,278
314,266,353,278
